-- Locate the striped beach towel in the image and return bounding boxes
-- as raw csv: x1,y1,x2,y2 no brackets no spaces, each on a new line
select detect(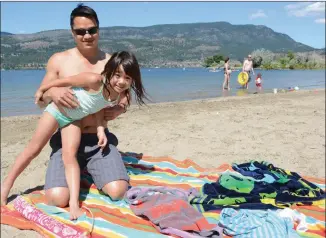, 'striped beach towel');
1,154,325,237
